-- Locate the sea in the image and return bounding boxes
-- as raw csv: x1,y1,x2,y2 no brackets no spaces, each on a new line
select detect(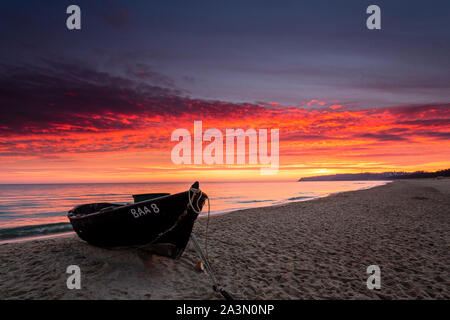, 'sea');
0,180,389,242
